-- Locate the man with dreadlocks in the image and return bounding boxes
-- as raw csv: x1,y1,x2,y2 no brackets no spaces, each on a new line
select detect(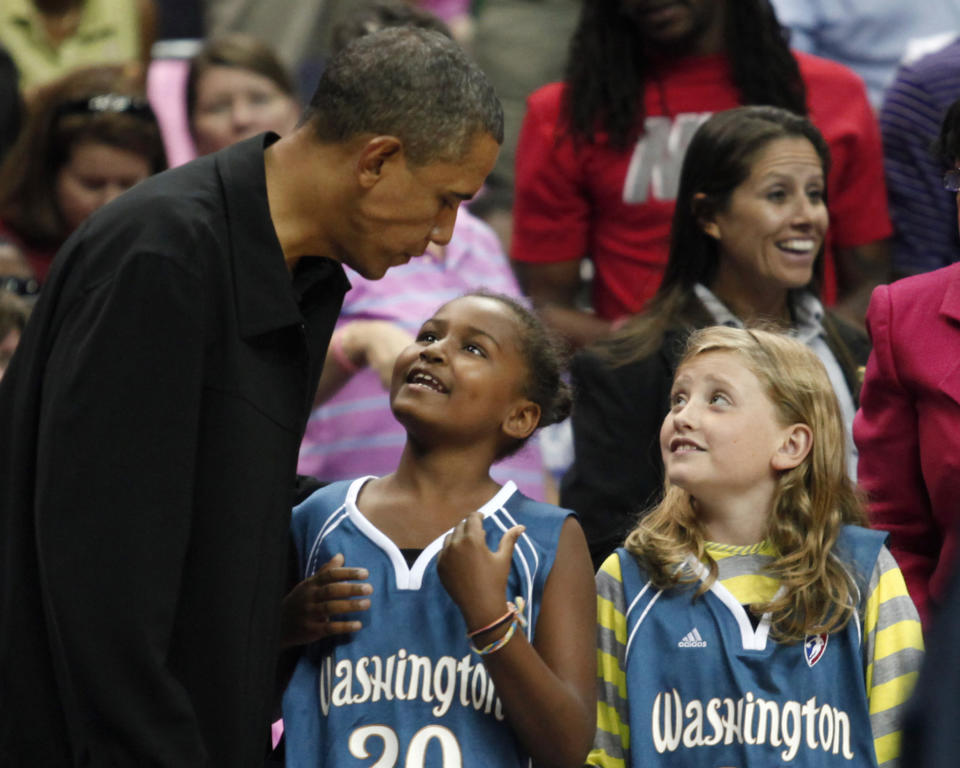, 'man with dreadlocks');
511,0,891,347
